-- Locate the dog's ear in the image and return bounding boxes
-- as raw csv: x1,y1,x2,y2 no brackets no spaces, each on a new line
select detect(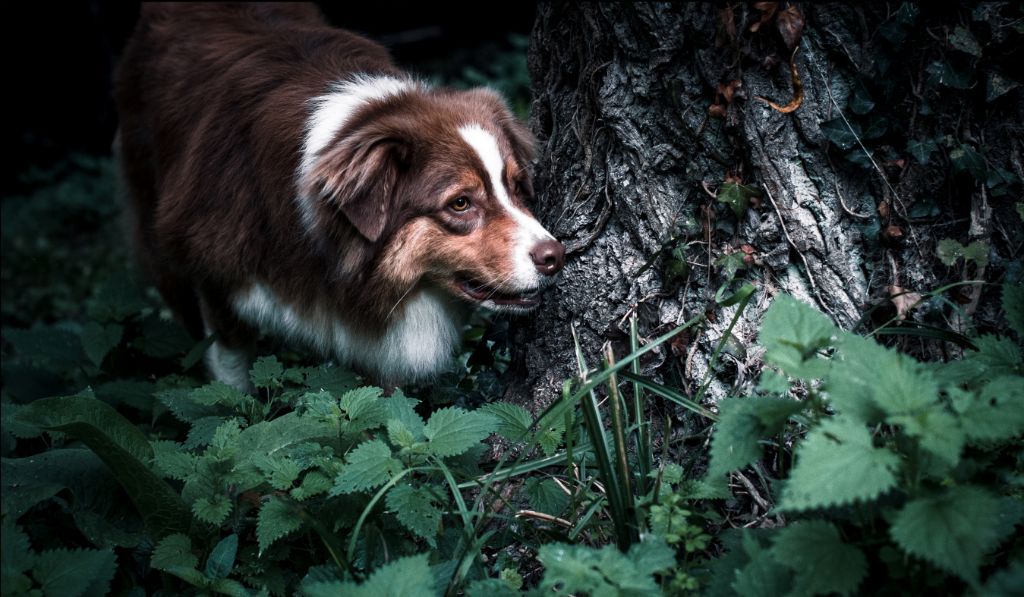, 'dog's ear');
307,134,410,243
